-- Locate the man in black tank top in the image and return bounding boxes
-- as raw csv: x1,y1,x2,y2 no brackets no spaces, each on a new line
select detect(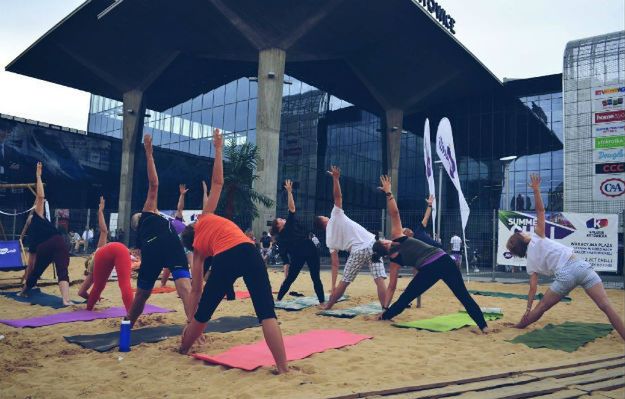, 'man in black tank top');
126,134,193,326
